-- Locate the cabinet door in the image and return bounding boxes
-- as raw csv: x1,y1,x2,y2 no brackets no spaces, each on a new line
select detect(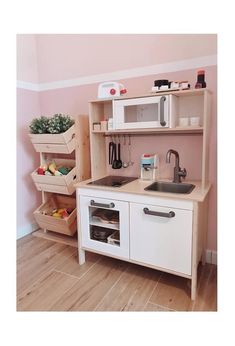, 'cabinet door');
130,202,192,275
79,195,129,259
